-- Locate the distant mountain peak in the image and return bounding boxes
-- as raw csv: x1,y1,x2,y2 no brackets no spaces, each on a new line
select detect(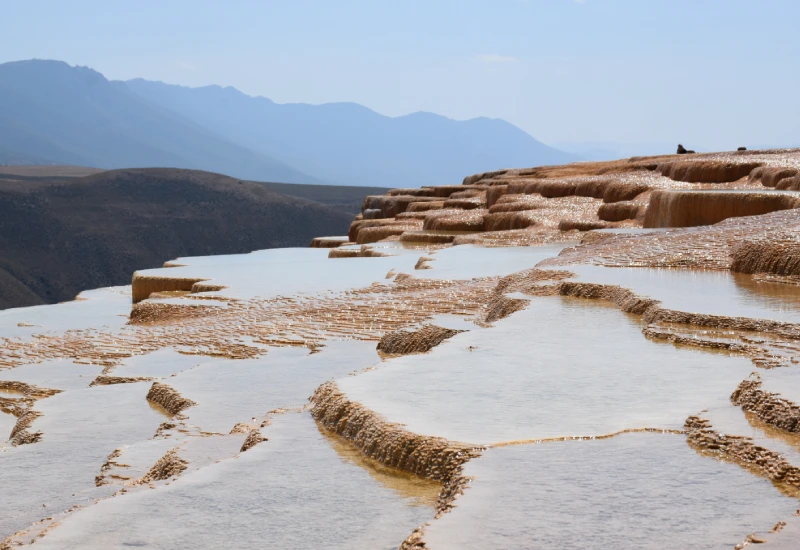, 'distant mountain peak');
1,59,576,187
